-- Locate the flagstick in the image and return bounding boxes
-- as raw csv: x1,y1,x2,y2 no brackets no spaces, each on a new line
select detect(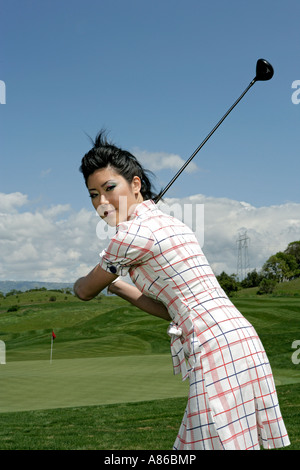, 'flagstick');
50,335,53,364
